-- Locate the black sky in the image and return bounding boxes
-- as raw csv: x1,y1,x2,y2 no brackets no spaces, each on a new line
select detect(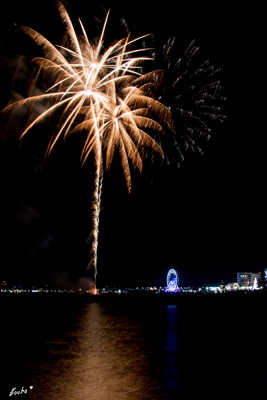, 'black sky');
0,1,266,287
